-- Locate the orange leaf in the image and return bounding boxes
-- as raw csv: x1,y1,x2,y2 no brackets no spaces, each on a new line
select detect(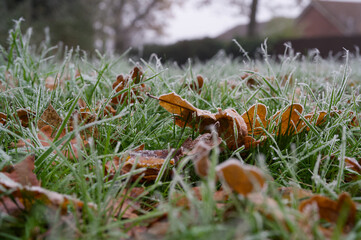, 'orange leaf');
158,92,216,129
271,103,304,135
188,75,204,94
299,193,356,232
241,103,268,136
214,108,248,150
216,159,266,196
